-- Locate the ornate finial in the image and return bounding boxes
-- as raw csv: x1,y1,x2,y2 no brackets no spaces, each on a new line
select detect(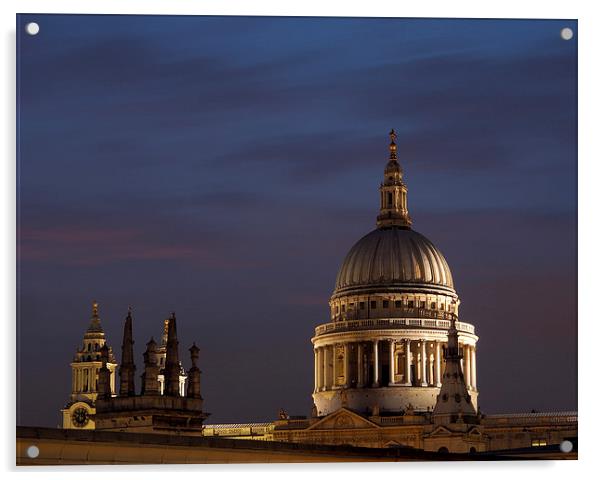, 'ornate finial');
389,128,397,160
92,301,99,317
